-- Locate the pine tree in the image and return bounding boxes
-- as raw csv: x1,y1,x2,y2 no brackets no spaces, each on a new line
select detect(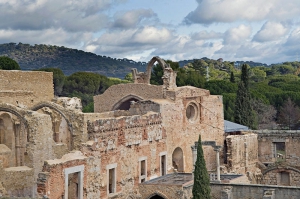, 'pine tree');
234,64,256,129
0,56,20,70
192,135,211,199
